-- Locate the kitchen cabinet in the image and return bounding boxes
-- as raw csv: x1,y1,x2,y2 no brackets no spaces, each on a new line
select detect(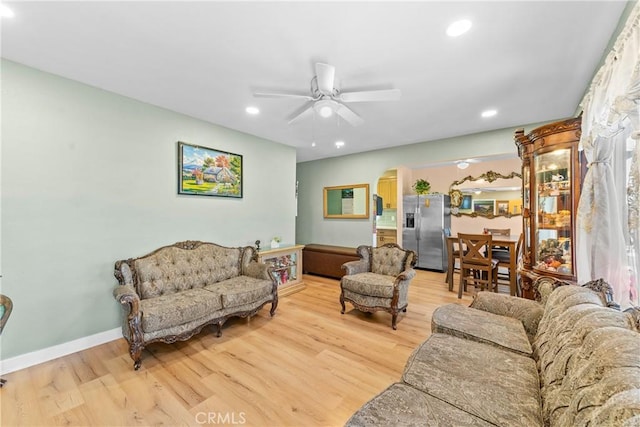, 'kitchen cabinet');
257,244,305,296
515,117,583,299
377,228,397,247
377,177,397,209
